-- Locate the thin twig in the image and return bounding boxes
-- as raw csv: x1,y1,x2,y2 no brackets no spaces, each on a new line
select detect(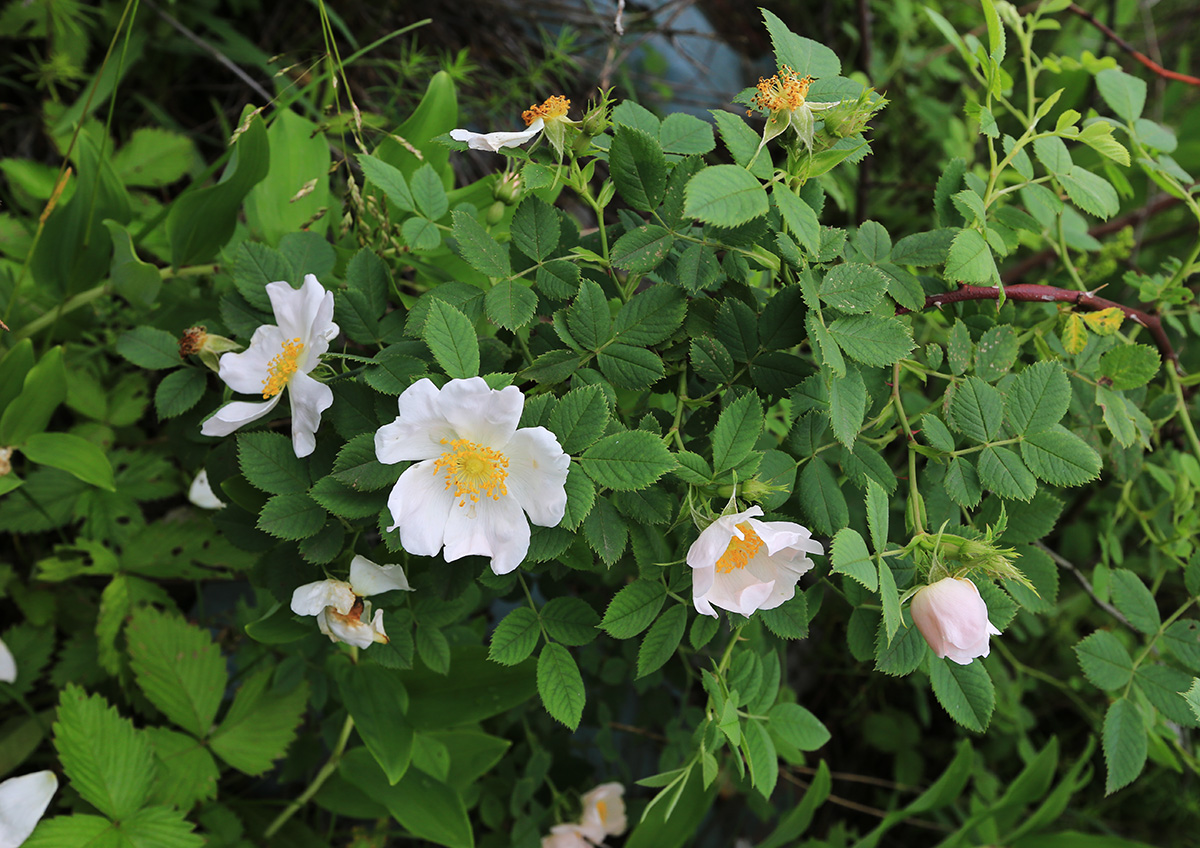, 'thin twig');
899,282,1182,374
146,0,274,102
779,771,952,832
1068,3,1200,87
1035,542,1134,630
787,764,920,793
